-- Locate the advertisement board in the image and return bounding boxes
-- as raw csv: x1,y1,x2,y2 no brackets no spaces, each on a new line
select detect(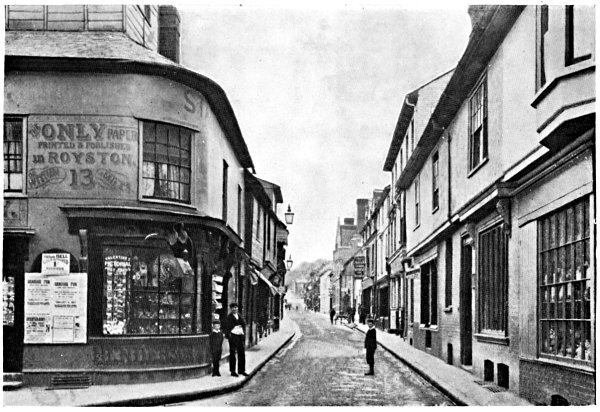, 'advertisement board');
24,273,87,344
